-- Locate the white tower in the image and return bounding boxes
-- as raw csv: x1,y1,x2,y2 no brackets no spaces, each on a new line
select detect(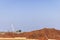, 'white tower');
11,24,15,32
